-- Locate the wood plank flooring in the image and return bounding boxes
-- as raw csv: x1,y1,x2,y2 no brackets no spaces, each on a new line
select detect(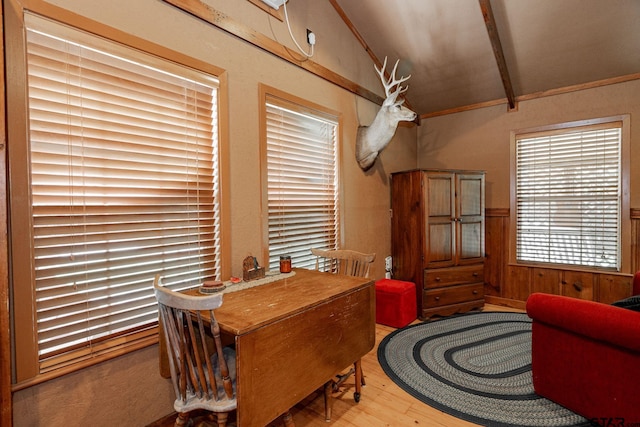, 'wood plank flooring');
152,304,524,427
